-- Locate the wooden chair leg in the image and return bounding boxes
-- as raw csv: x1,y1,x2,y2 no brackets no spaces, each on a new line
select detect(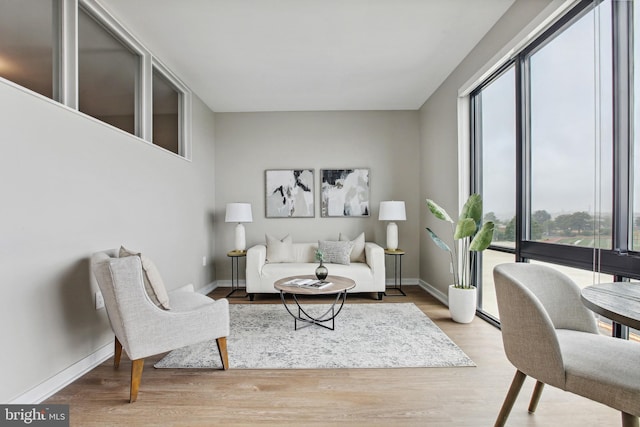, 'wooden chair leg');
216,337,229,370
129,359,144,403
494,370,527,427
114,337,123,369
528,380,545,413
622,412,639,427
